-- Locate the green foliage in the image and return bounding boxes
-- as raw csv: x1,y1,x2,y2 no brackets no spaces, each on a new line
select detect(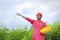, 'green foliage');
45,22,60,40
0,22,60,40
0,26,8,40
